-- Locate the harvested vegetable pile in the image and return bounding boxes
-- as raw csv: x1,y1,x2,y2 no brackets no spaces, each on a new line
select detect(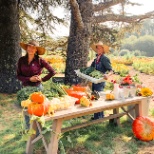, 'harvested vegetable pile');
80,67,103,79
